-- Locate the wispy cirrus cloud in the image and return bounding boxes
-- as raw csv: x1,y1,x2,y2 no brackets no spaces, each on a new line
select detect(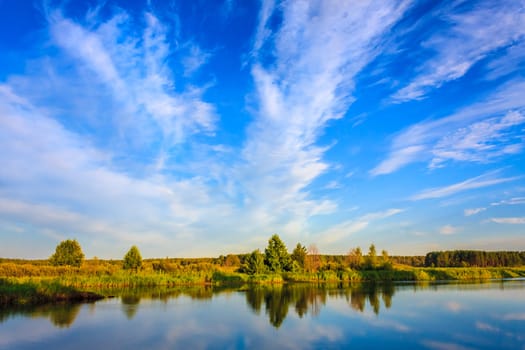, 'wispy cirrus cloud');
410,171,520,201
18,8,217,169
0,2,414,257
490,217,525,224
318,208,404,244
490,197,525,206
0,7,231,257
182,43,212,77
372,80,525,175
429,110,525,169
0,85,226,256
464,196,525,216
370,145,424,176
239,0,411,236
392,0,525,102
